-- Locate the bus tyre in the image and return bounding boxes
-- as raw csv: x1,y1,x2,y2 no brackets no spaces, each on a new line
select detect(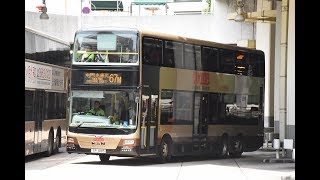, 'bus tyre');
54,130,61,154
158,137,172,163
229,136,243,158
45,131,54,157
99,155,110,162
219,136,229,158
